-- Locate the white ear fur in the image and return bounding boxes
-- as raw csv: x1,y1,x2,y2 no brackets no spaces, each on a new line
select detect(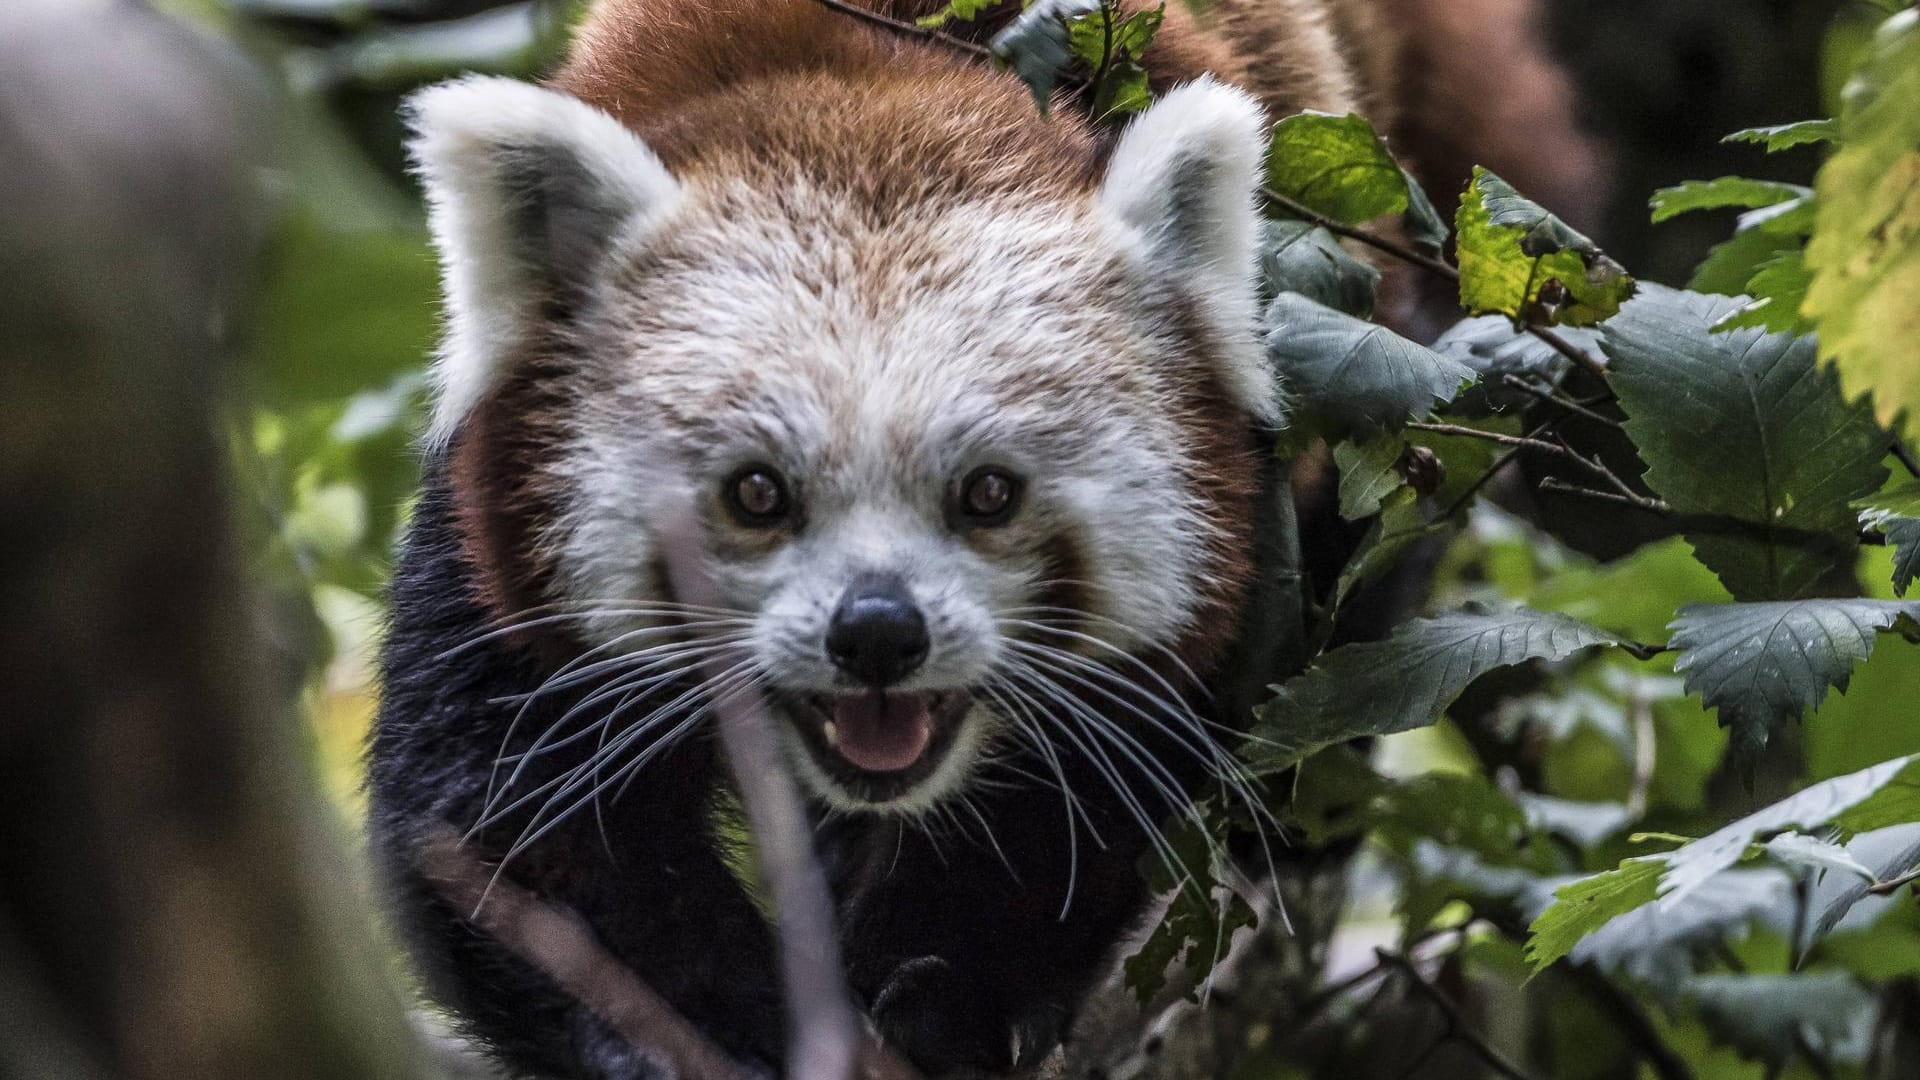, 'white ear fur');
406,76,683,447
1099,77,1277,423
